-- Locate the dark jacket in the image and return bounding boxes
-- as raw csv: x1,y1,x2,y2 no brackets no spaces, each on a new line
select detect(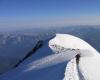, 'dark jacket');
76,54,80,64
